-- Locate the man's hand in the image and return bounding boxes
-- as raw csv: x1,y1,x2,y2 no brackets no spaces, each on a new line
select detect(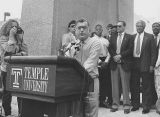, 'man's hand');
149,66,154,73
100,62,108,69
113,54,121,62
12,53,22,56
